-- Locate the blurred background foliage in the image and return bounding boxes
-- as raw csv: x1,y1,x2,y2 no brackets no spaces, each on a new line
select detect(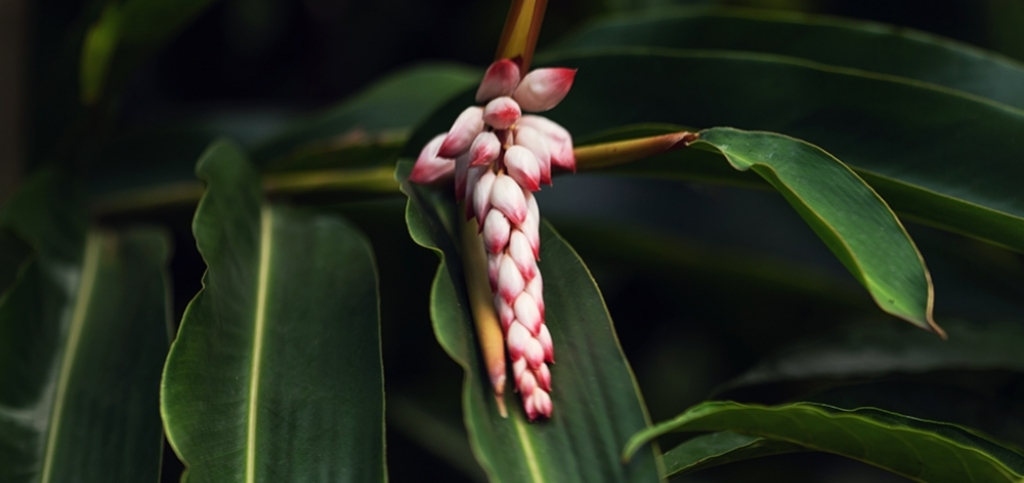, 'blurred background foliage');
5,0,1024,482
